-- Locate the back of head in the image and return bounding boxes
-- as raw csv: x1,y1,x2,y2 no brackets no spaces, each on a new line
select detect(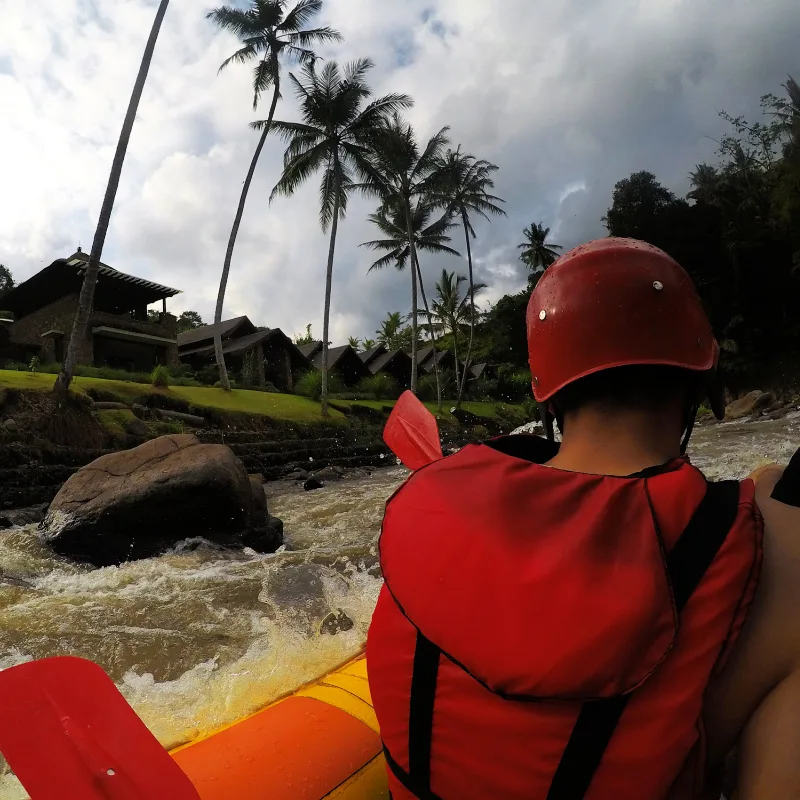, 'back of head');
526,238,722,451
